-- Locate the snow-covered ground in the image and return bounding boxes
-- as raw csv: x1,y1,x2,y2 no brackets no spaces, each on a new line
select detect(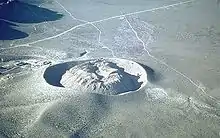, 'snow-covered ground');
0,0,220,137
